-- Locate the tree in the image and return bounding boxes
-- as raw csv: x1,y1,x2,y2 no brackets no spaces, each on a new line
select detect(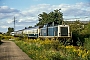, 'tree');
81,22,90,37
70,20,82,32
0,32,2,34
28,26,32,28
37,12,48,25
69,20,84,46
6,27,14,35
37,9,63,26
25,27,27,29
